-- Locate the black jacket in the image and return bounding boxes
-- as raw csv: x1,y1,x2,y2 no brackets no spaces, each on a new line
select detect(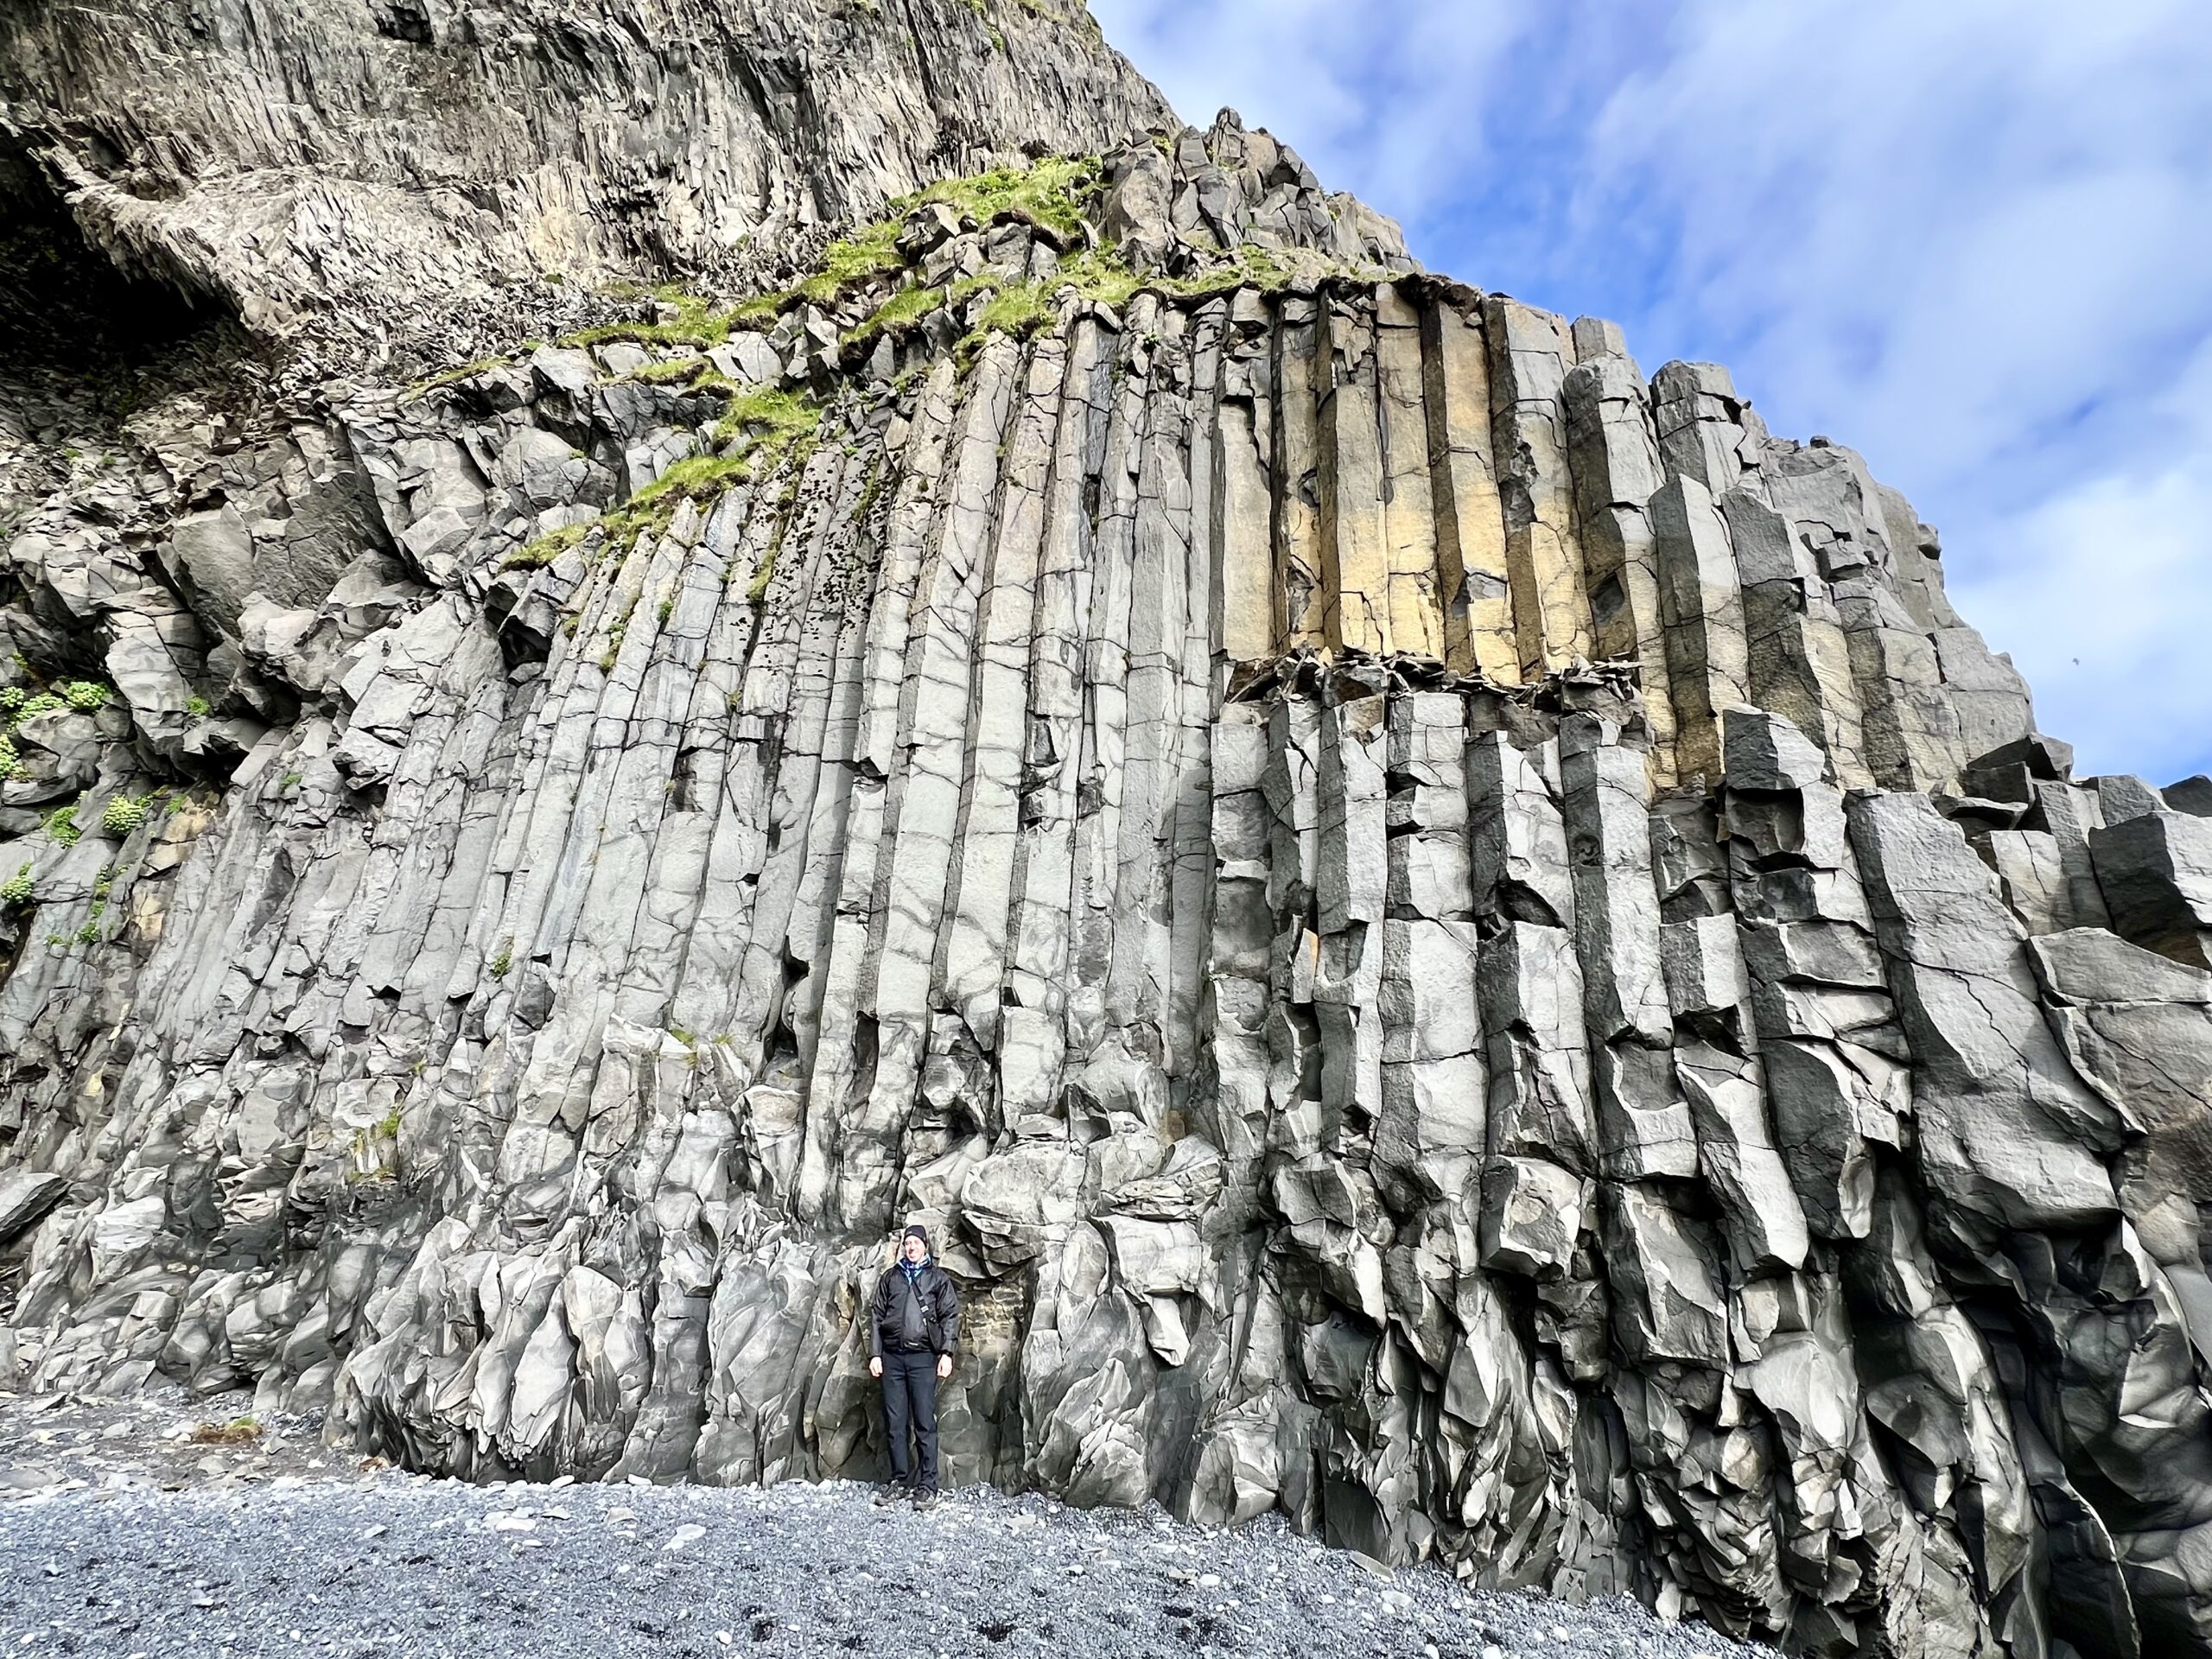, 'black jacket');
870,1260,960,1359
